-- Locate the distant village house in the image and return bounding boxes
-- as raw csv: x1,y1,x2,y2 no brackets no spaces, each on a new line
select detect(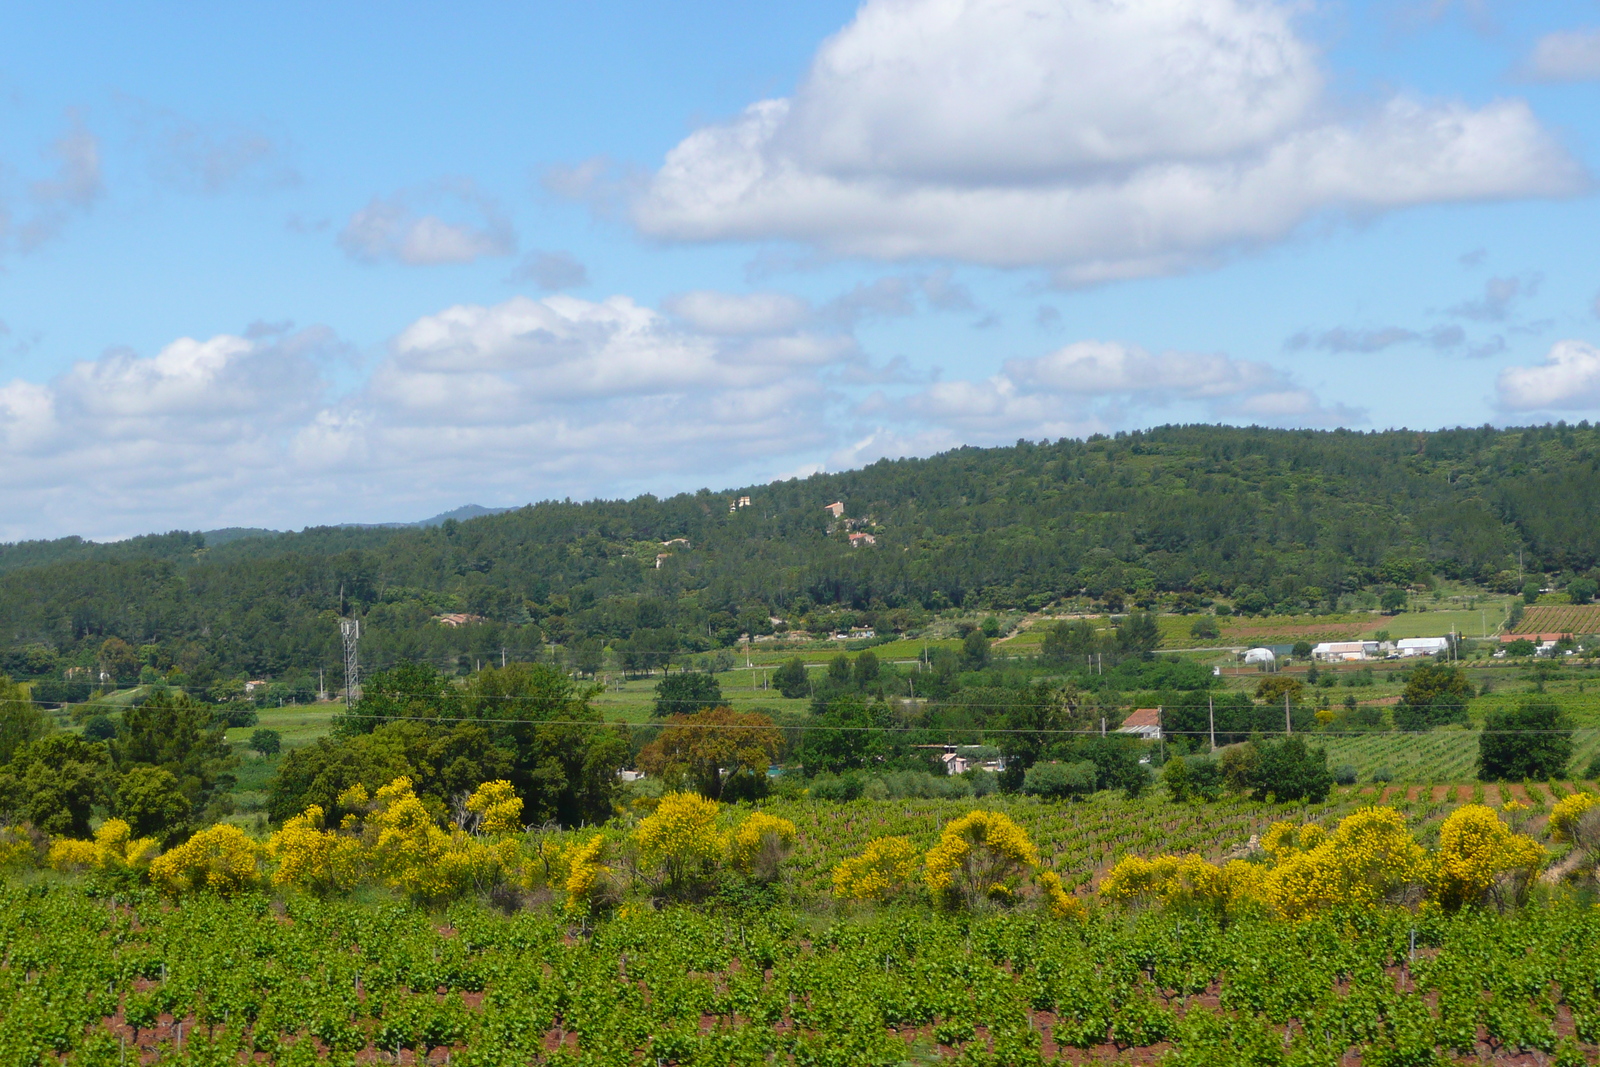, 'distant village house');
1117,708,1163,741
